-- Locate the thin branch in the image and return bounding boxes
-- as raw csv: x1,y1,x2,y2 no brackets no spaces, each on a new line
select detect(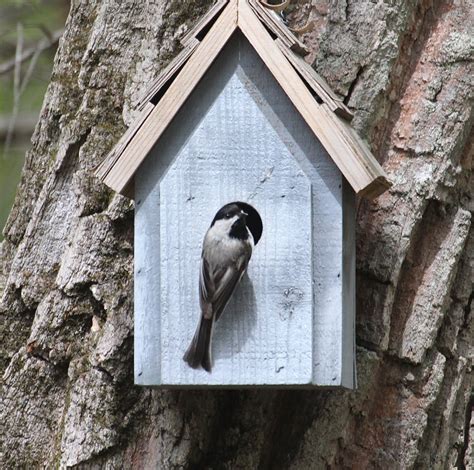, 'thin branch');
0,114,38,139
0,29,63,76
3,23,24,159
1,27,63,158
13,23,23,100
19,43,42,96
